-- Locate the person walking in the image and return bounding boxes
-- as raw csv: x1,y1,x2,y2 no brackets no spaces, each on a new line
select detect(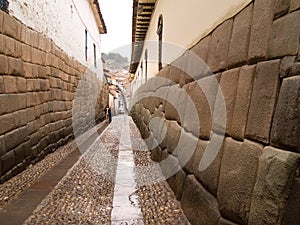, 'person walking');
105,105,112,123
